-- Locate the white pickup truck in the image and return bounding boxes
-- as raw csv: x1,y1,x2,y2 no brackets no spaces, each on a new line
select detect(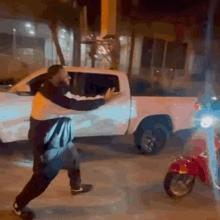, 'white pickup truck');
0,67,198,155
